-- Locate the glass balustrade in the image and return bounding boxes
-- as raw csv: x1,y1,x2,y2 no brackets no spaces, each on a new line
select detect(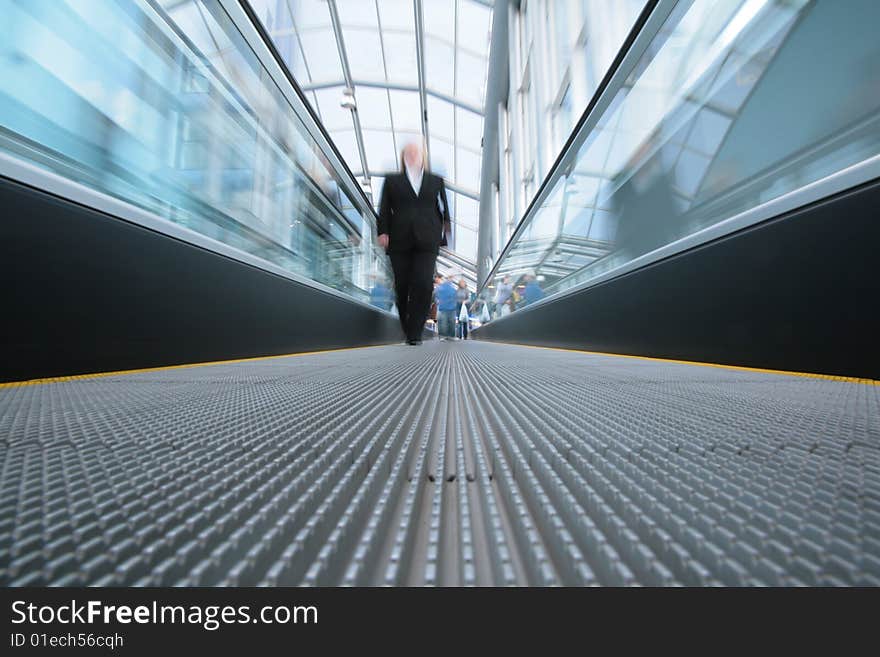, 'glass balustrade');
483,0,880,320
0,0,394,309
